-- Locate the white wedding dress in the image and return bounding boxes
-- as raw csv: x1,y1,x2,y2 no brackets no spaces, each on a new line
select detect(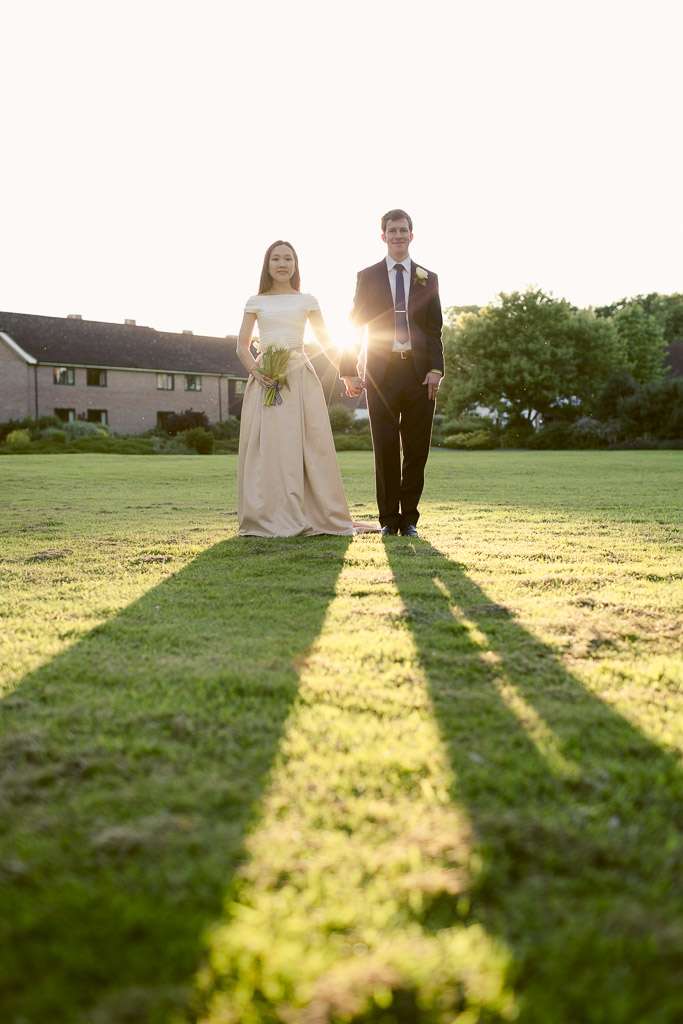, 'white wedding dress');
237,292,377,537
